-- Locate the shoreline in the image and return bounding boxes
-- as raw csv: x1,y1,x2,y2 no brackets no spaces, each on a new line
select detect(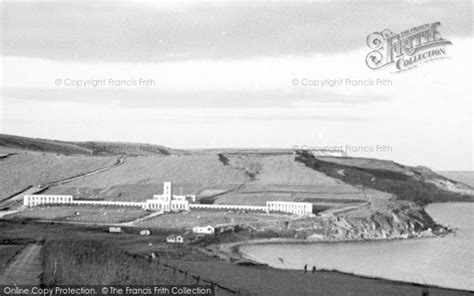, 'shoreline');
1,208,472,295
215,229,451,261
221,235,474,293
211,201,460,264
209,203,472,293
